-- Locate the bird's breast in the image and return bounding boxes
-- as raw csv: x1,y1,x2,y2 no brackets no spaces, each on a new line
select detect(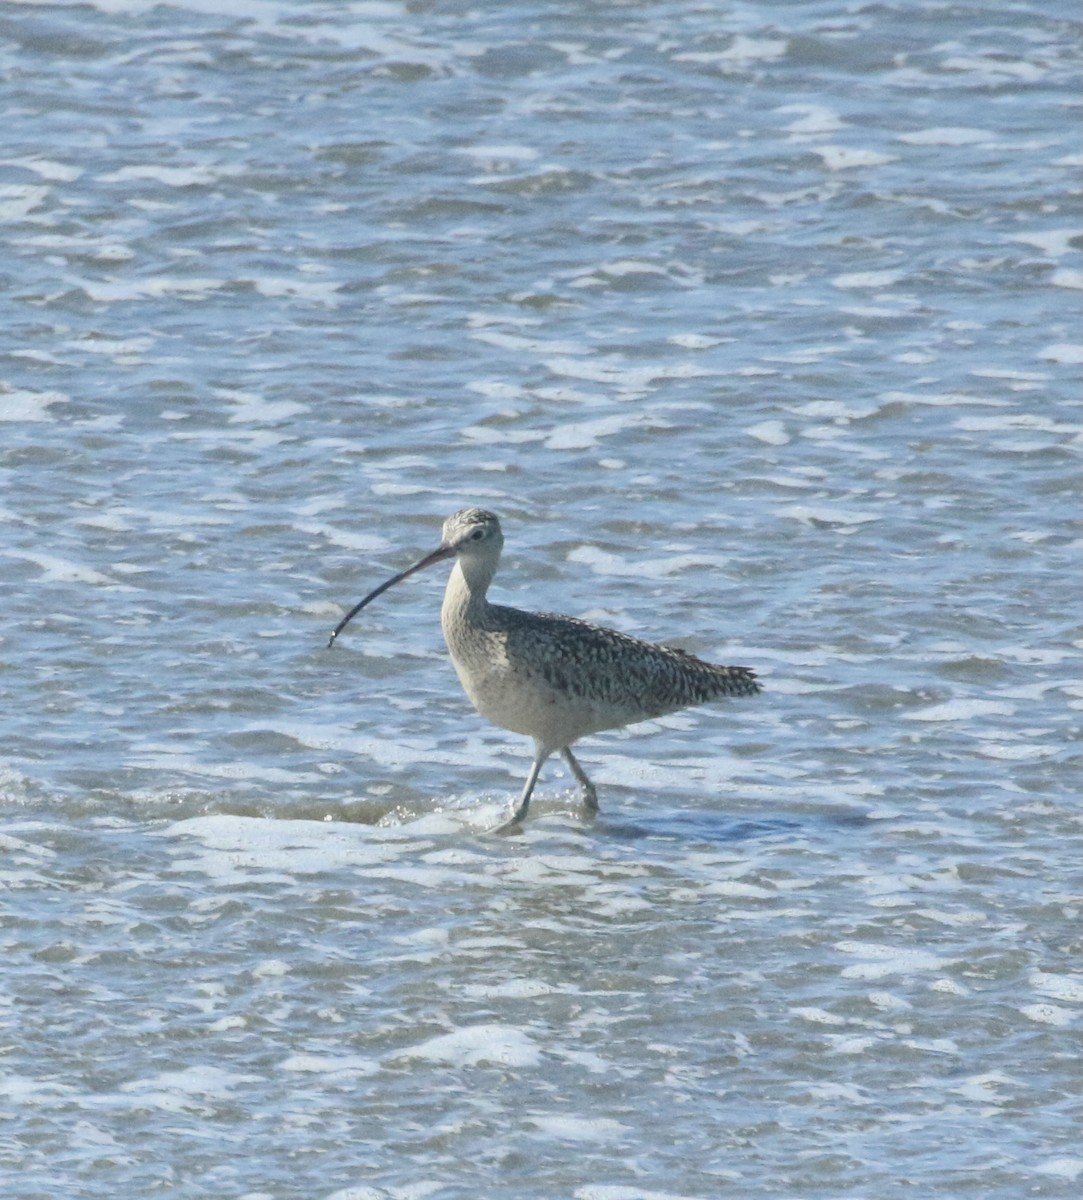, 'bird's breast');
440,617,645,749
